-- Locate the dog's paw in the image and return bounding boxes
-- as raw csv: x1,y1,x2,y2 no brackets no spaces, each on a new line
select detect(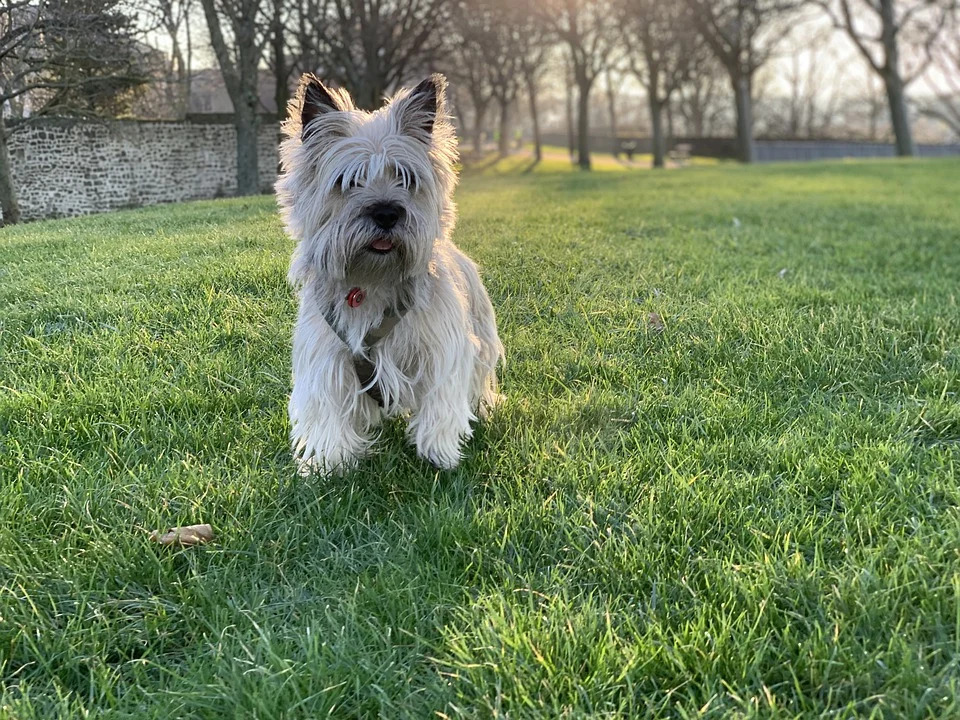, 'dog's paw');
418,445,461,470
294,446,360,477
477,392,504,421
414,424,469,470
